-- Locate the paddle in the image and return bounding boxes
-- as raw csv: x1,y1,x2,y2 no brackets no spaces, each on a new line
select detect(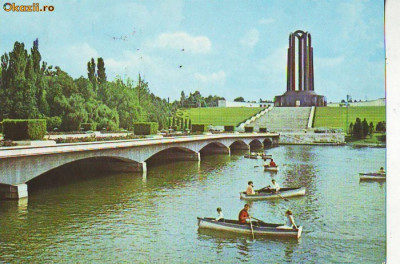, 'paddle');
276,192,289,202
249,216,255,240
251,216,267,224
